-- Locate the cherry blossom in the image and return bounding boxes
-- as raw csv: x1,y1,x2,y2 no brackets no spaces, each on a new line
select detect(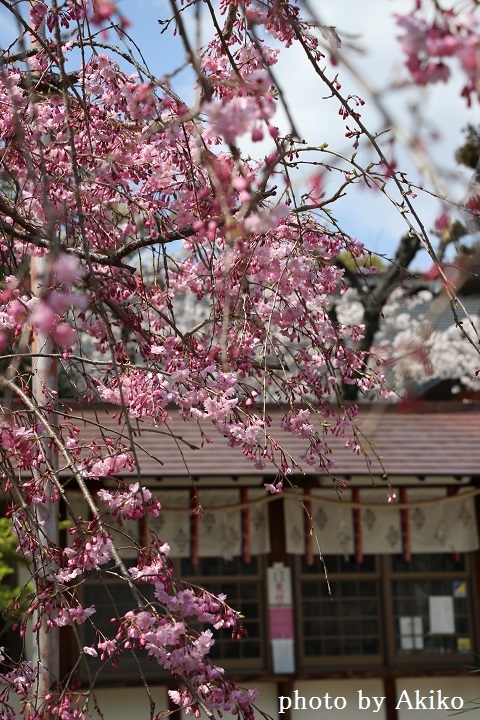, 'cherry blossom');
97,483,161,520
395,2,480,102
0,0,479,718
